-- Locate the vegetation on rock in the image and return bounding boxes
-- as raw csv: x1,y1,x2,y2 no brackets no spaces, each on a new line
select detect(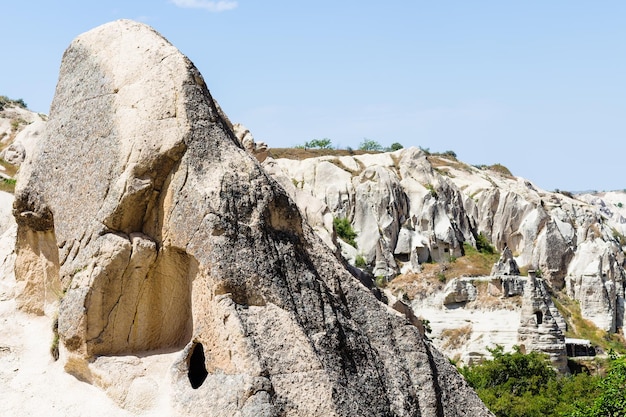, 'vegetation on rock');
333,217,357,248
475,232,496,255
0,95,27,111
354,254,367,268
552,292,626,355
